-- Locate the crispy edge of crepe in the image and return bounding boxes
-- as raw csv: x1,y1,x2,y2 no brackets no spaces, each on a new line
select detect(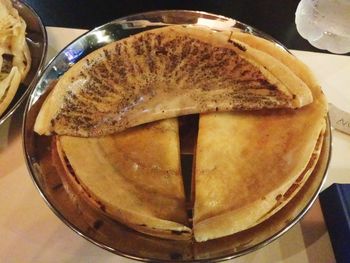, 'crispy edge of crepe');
193,123,325,242
34,25,312,136
53,133,192,241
